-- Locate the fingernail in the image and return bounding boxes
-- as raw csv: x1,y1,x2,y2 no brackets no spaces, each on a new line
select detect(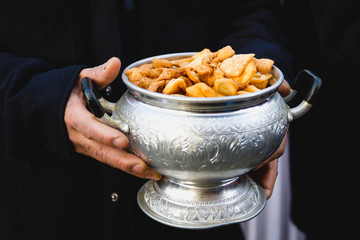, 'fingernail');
132,164,145,174
132,164,162,180
265,189,272,199
113,137,127,149
103,59,111,70
149,171,162,181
